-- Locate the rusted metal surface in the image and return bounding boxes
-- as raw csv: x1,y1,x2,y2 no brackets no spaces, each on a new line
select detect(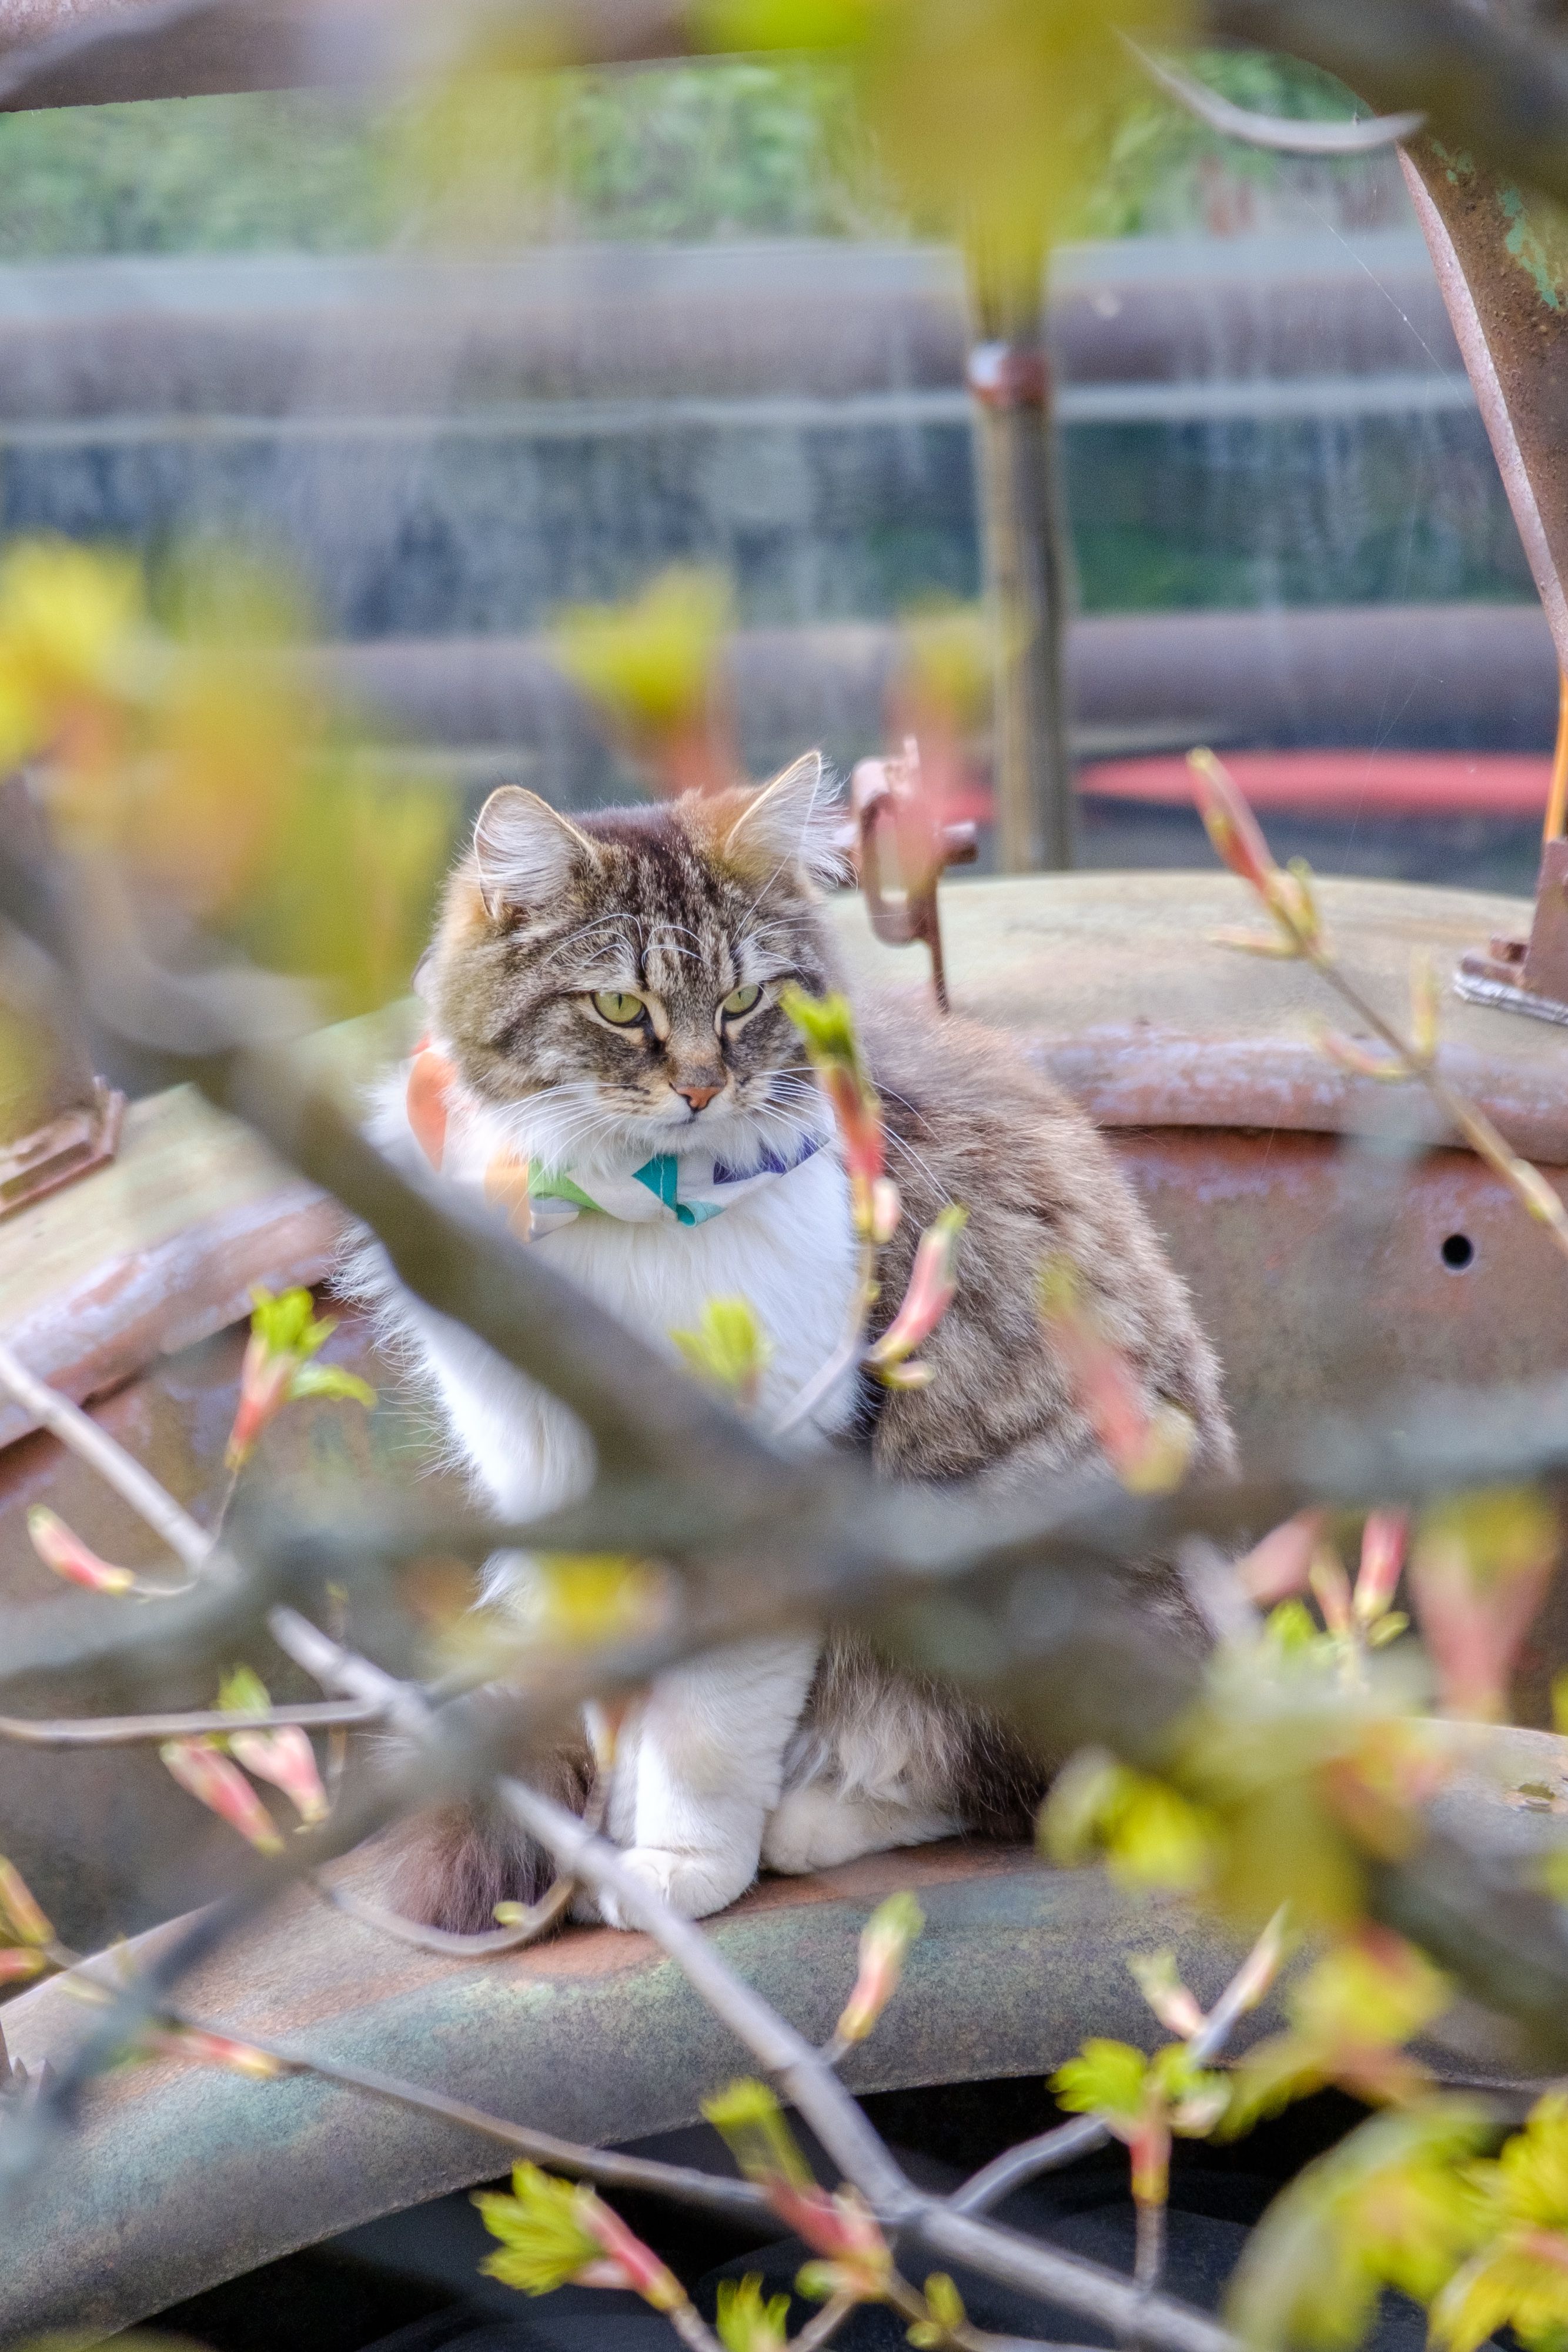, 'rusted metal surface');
0,1074,123,1218
2,1733,1561,2340
1400,141,1568,674
1400,139,1568,1027
0,1848,1183,2338
840,870,1568,1160
0,1084,342,1452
